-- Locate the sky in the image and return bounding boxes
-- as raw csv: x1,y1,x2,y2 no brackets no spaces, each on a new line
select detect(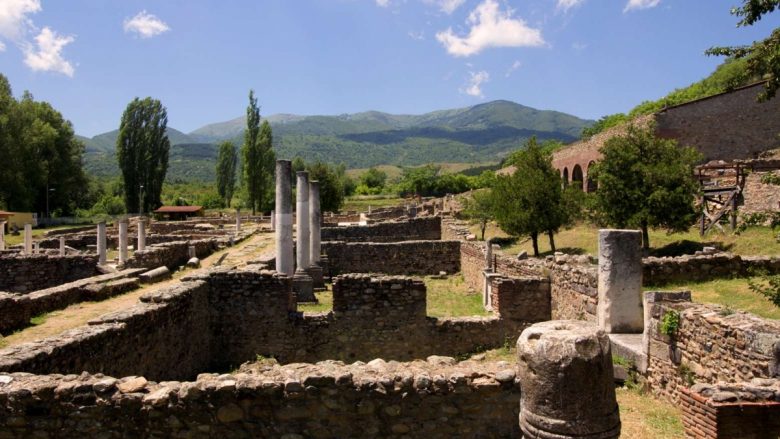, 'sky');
0,0,778,137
